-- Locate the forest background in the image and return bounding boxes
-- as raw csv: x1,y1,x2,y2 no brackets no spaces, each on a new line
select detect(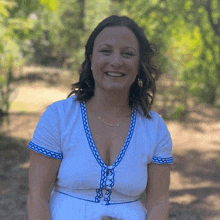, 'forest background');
0,0,220,114
0,0,220,219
